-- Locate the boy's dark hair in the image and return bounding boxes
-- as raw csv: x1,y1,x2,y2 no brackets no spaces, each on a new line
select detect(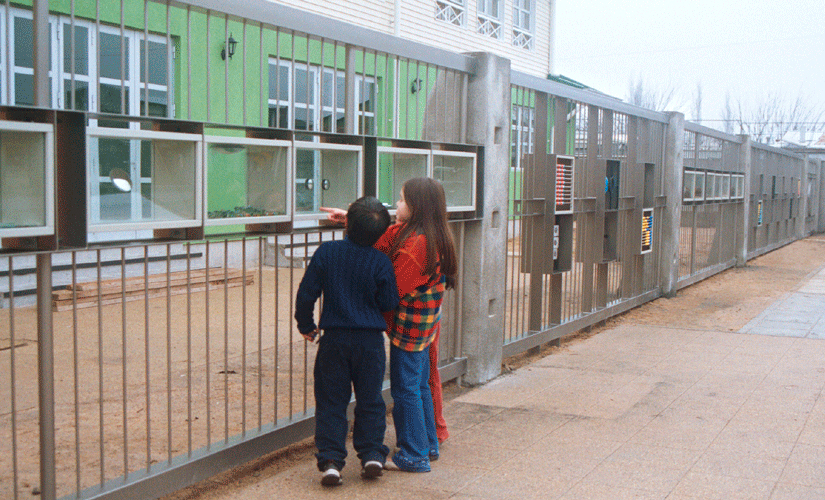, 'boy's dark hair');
346,196,391,247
